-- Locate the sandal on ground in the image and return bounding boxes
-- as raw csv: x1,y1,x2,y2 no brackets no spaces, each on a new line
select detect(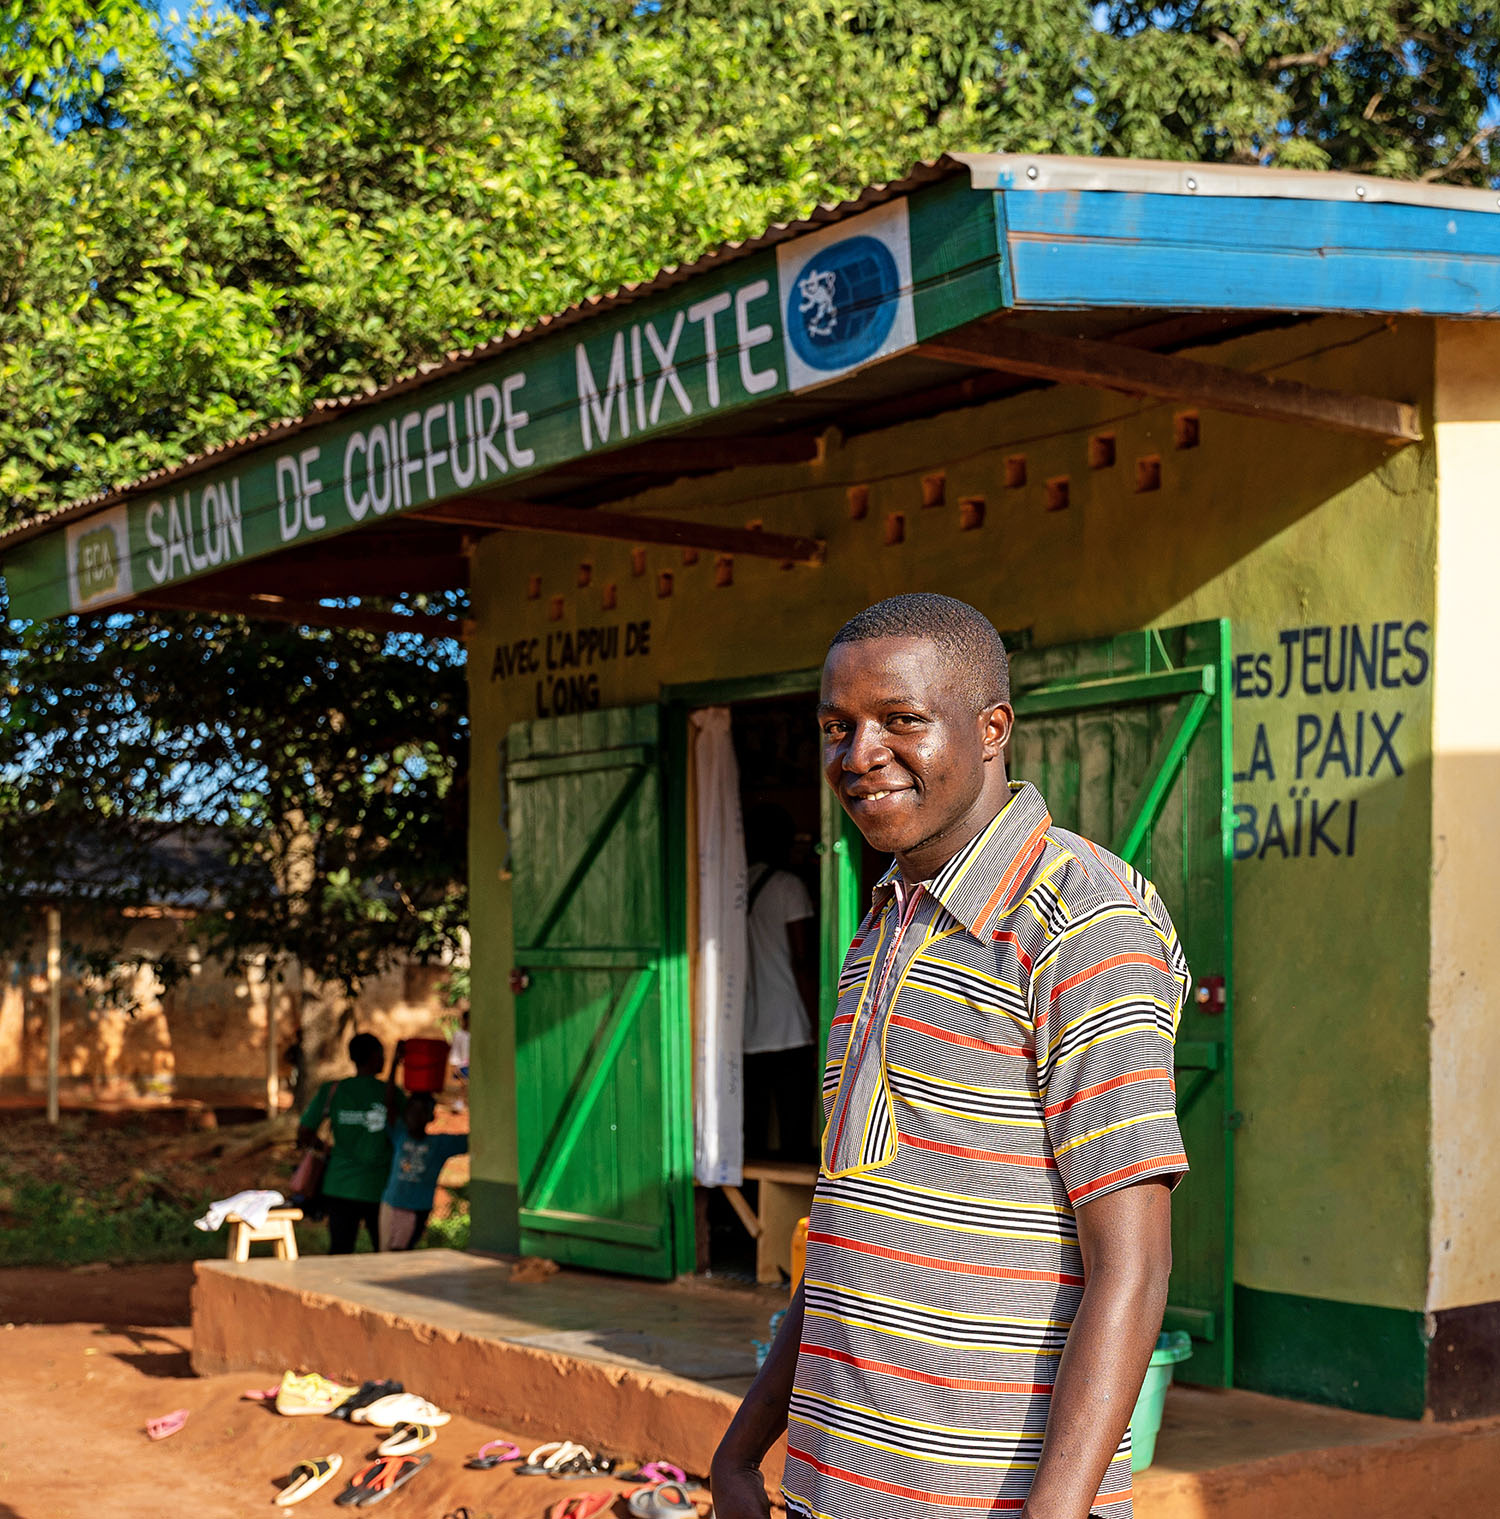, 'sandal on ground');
464,1439,521,1469
274,1454,343,1507
350,1392,451,1428
553,1451,620,1479
145,1408,189,1441
241,1385,281,1403
334,1453,431,1508
514,1439,588,1476
375,1422,436,1457
628,1483,700,1519
329,1378,404,1422
549,1494,615,1519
